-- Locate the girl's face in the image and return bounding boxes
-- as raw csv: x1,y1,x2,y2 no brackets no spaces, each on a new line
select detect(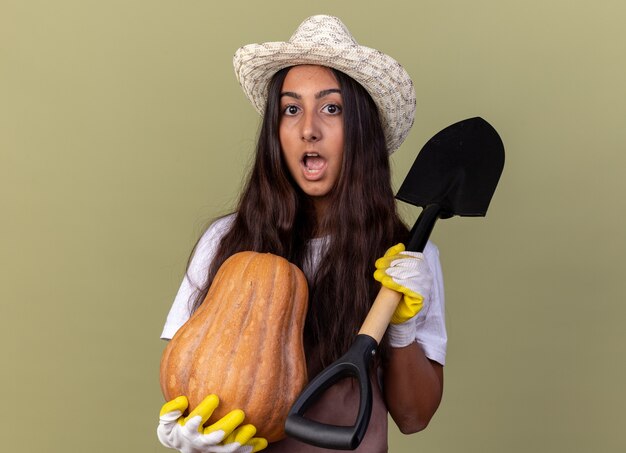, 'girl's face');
279,65,344,212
